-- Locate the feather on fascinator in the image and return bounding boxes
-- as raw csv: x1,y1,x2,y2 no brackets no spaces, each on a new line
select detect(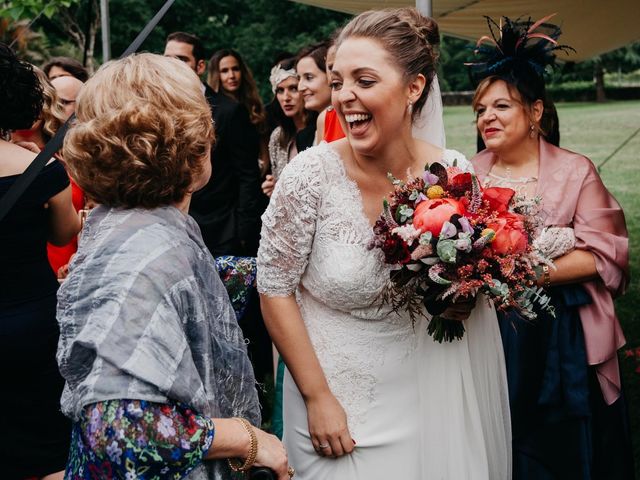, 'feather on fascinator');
466,14,575,99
